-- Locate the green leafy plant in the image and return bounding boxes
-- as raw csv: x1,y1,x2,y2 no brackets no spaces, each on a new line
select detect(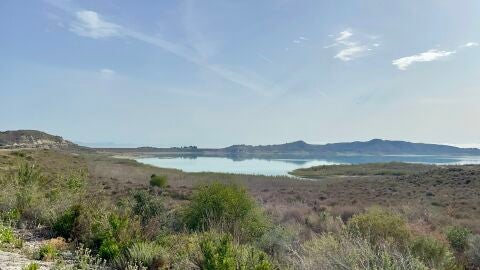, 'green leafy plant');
22,262,40,270
182,183,269,242
347,208,411,248
115,241,165,269
53,205,81,239
0,224,16,244
0,224,22,248
131,191,164,225
98,238,120,260
410,235,455,269
200,234,236,270
297,233,427,270
465,234,480,268
446,226,471,253
149,174,167,188
38,242,59,261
